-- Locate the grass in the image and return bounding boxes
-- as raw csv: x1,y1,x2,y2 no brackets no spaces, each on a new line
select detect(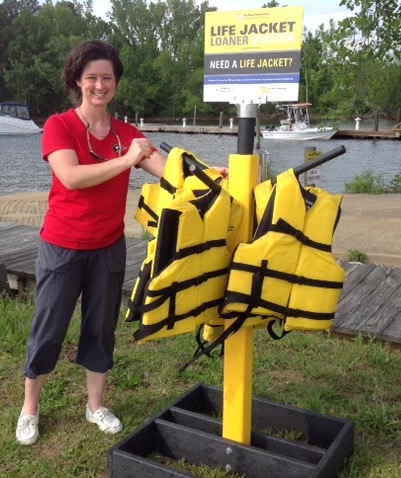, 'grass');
1,293,401,477
348,249,369,264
